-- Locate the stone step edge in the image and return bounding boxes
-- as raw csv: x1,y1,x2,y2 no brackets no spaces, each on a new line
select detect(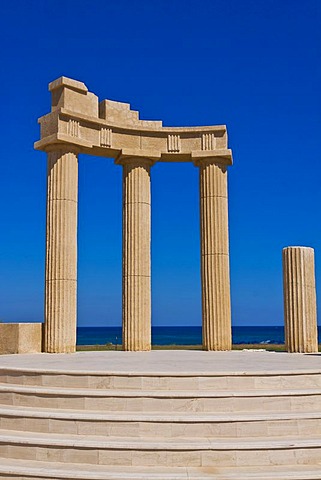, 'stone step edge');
1,429,321,450
2,383,321,398
2,365,321,377
1,405,321,423
1,458,321,480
